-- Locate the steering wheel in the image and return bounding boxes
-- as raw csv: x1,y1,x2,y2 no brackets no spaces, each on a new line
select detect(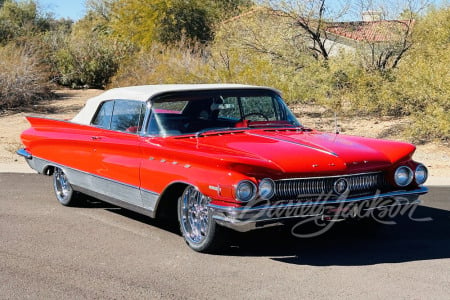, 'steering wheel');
242,112,269,121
